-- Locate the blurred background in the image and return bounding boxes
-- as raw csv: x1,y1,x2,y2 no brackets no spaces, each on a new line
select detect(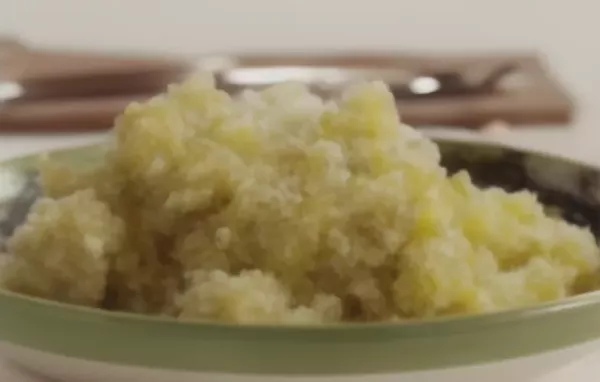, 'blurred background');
0,1,585,56
0,0,597,161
